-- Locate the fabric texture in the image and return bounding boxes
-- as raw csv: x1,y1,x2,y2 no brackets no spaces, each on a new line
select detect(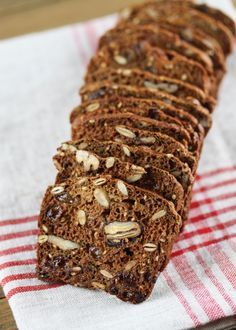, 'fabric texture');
0,1,236,329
